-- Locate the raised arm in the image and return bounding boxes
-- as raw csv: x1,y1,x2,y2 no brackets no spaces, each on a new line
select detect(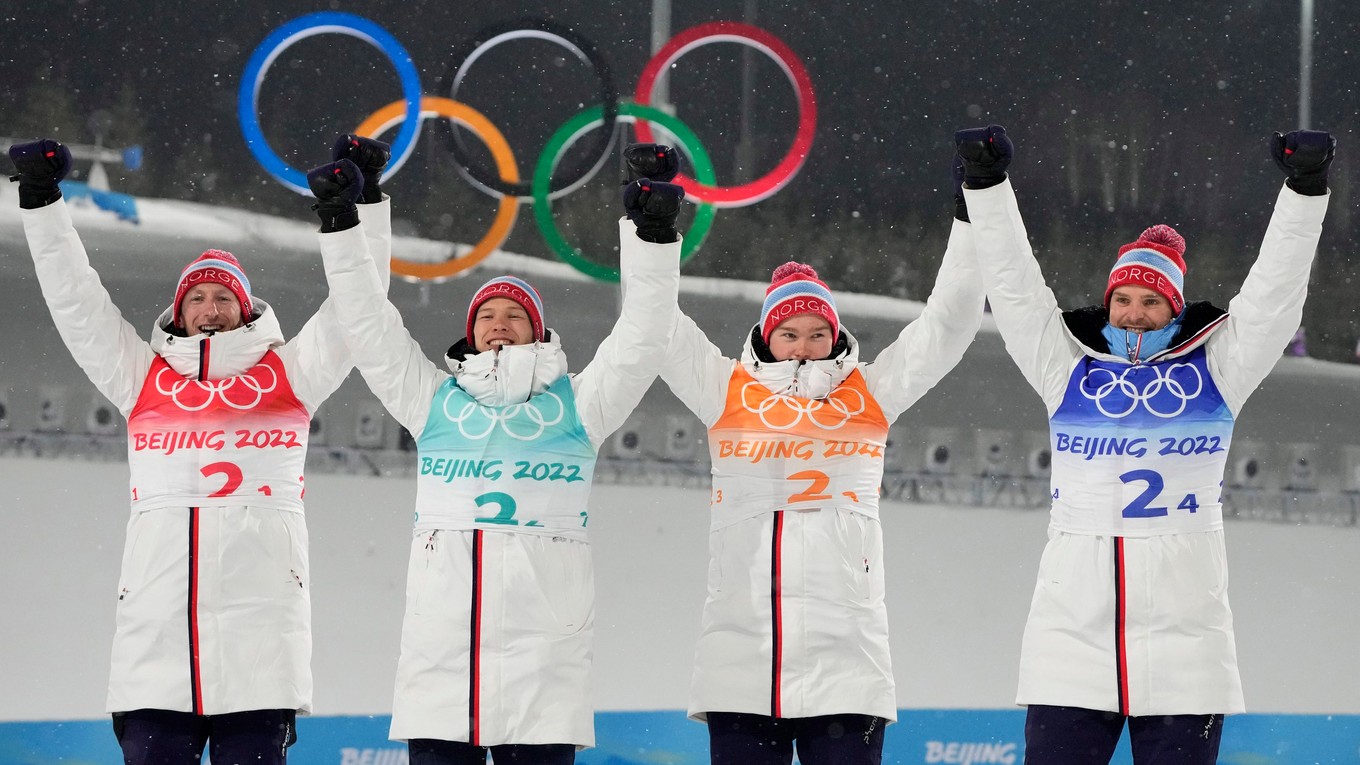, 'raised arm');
659,309,736,428
10,139,152,414
308,158,444,437
573,145,684,447
1209,130,1333,413
339,133,395,293
958,125,1083,413
864,174,986,422
279,136,395,413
